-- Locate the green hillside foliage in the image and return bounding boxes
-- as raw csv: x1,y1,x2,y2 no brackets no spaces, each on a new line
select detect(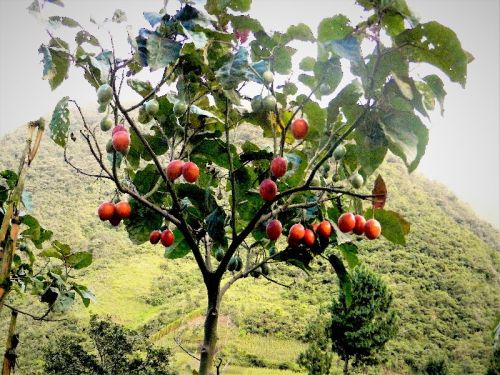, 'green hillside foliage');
0,117,499,374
